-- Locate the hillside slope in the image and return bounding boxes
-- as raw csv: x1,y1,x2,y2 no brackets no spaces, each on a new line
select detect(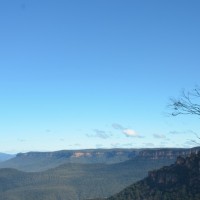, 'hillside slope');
107,151,200,200
0,155,177,200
